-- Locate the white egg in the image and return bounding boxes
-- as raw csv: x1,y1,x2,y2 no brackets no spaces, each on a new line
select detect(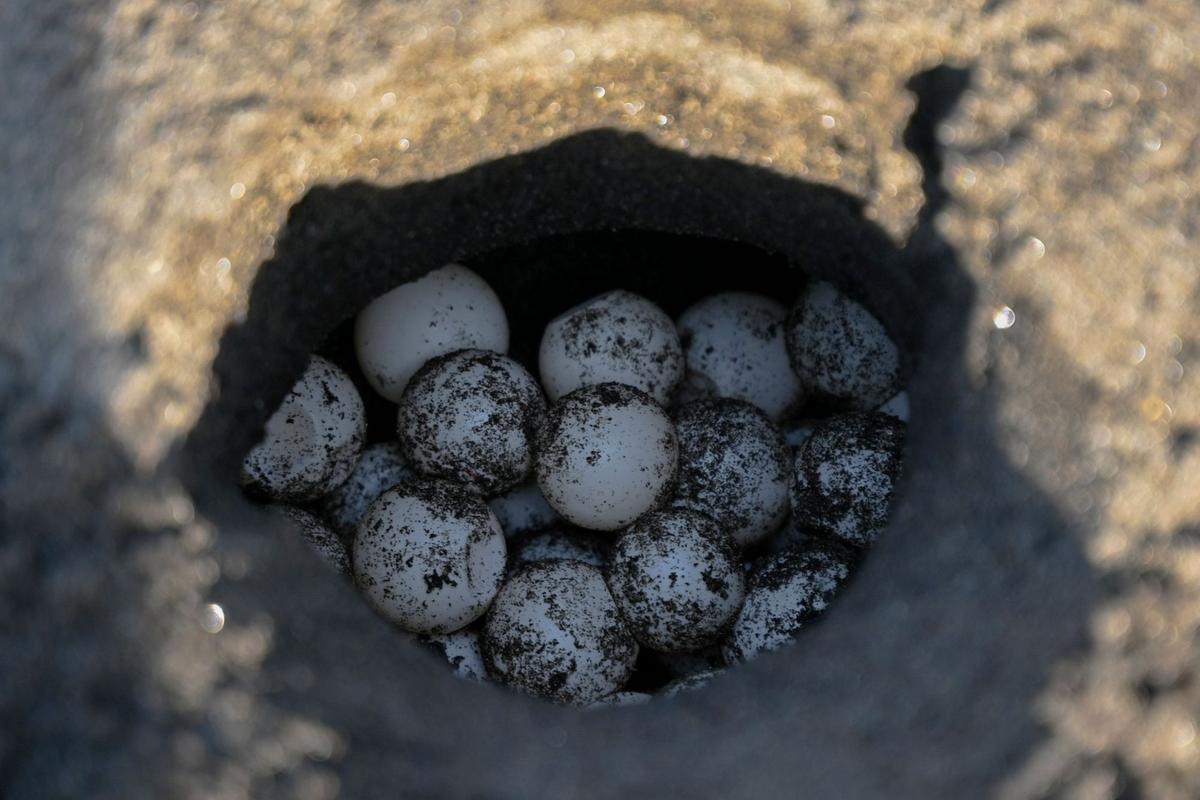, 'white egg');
353,479,506,634
355,264,509,402
792,412,905,546
607,510,745,652
785,281,900,409
398,349,545,495
536,383,678,531
487,481,560,539
425,629,488,683
677,292,805,420
241,355,366,503
318,441,412,538
481,560,638,705
538,290,684,405
277,506,351,576
672,399,791,548
722,543,852,663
